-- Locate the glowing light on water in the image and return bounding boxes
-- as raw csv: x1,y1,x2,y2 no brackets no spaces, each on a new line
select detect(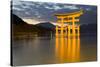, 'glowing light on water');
55,33,80,62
